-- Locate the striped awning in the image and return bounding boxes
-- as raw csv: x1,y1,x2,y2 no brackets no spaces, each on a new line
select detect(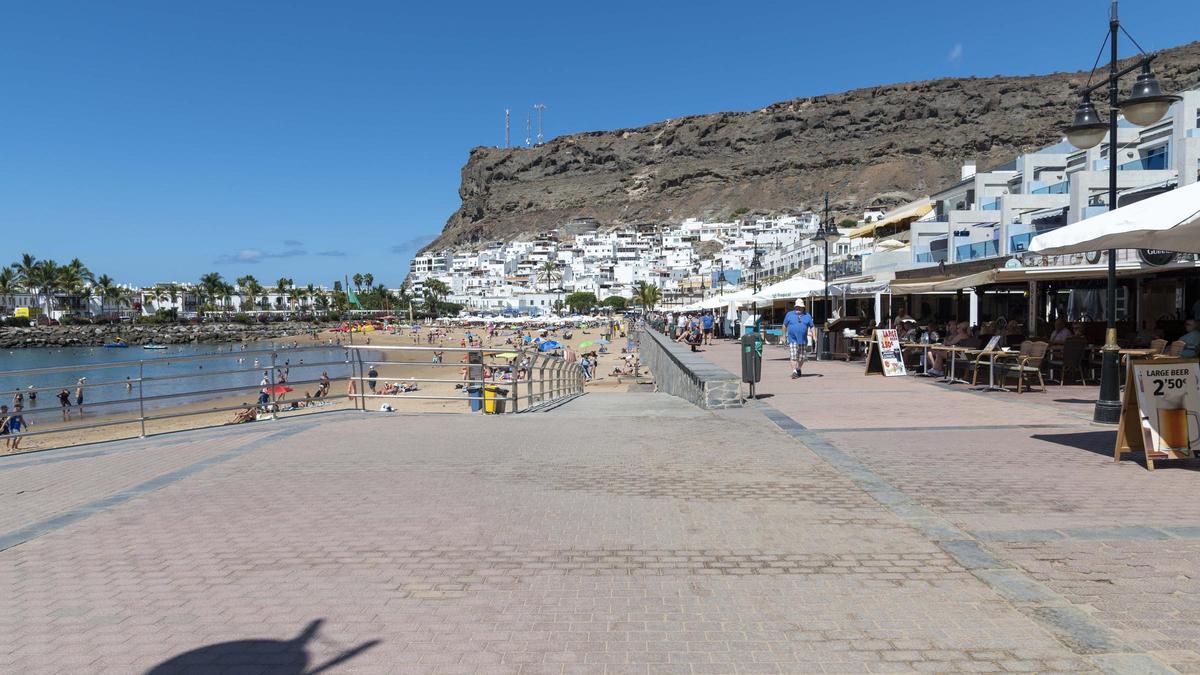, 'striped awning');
848,198,935,239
